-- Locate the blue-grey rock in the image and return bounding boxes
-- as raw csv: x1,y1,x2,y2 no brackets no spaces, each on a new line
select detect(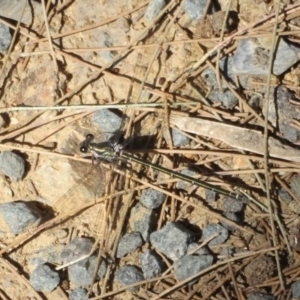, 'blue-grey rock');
116,232,143,258
30,265,60,292
202,223,229,246
0,151,25,181
164,128,190,147
140,250,164,279
91,109,122,133
60,237,93,264
247,292,276,300
233,37,300,76
183,0,215,20
292,280,300,299
140,189,165,209
68,255,107,287
208,88,238,109
0,201,41,234
69,288,87,300
173,254,214,282
130,203,156,241
29,244,64,267
0,23,11,54
176,168,198,190
115,265,144,292
223,196,244,213
290,175,300,199
187,243,209,255
279,188,291,202
205,189,216,202
221,212,240,231
150,222,194,260
145,0,165,20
